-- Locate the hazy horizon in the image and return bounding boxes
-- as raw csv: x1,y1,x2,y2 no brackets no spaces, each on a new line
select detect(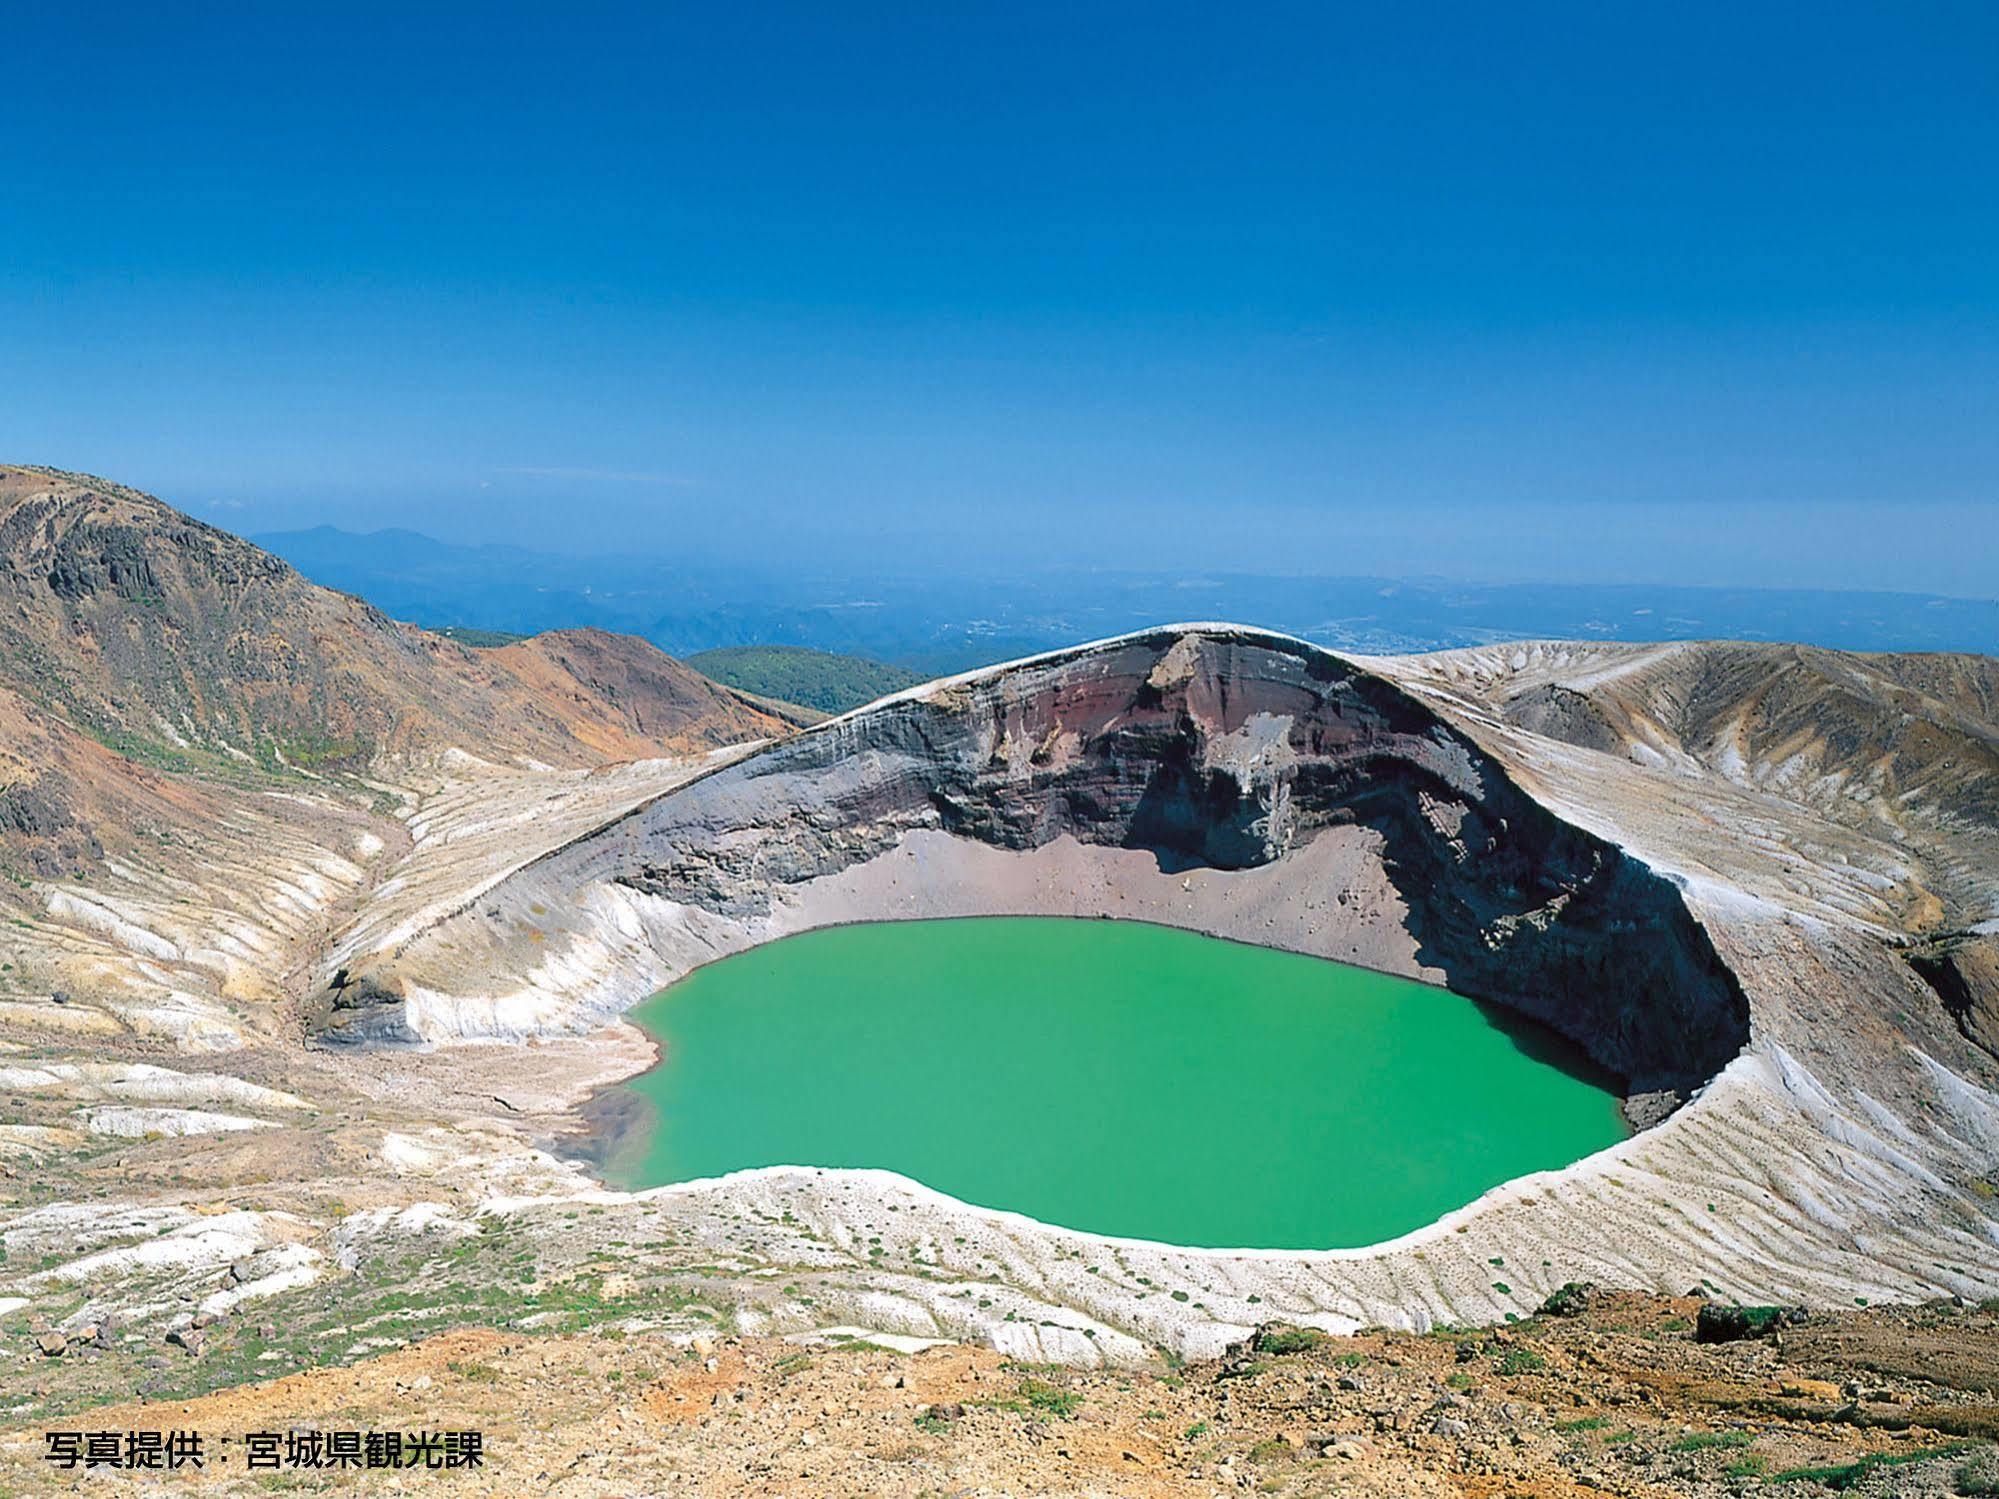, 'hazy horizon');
7,3,1996,597
250,514,1999,604
247,519,1999,668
